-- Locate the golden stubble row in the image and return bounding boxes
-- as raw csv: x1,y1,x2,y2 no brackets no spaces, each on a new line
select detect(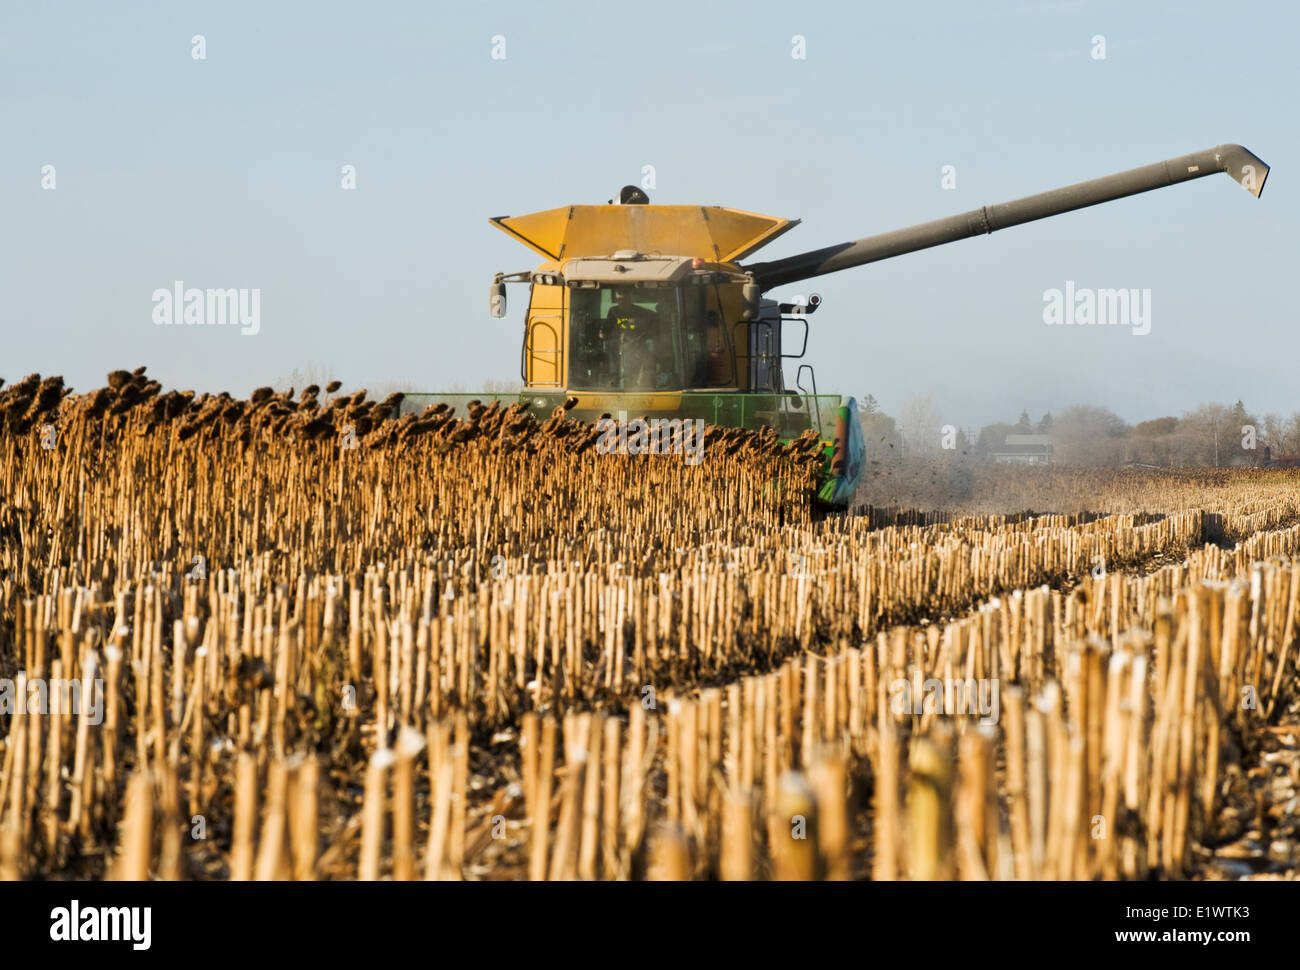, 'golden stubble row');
2,507,1296,878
